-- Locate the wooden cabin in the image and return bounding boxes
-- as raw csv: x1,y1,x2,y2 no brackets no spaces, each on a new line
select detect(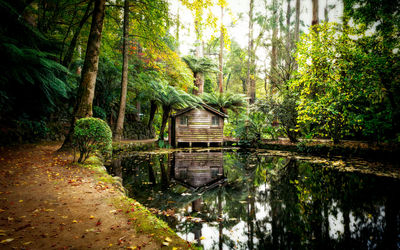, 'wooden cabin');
169,104,228,147
171,151,224,190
